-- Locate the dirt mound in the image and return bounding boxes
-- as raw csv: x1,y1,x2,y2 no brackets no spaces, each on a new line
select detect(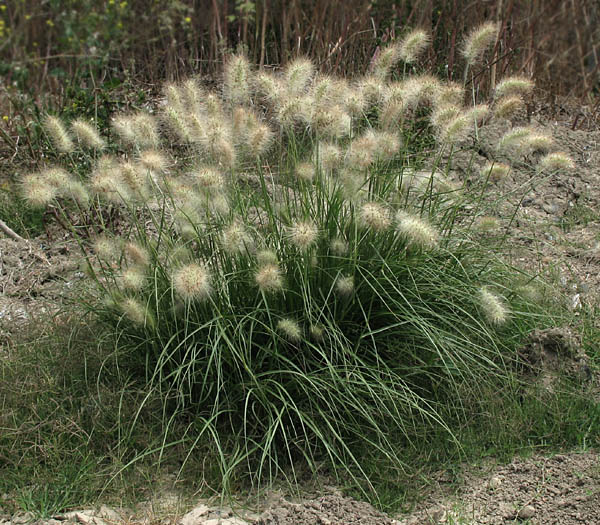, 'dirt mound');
398,451,600,525
256,492,396,524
